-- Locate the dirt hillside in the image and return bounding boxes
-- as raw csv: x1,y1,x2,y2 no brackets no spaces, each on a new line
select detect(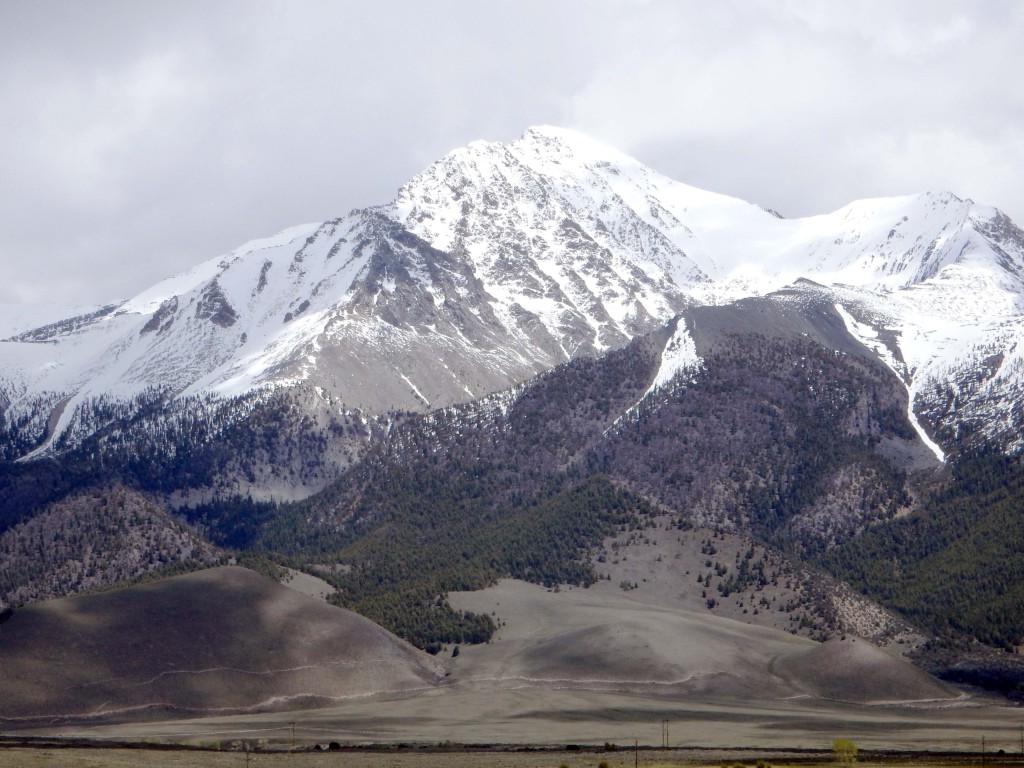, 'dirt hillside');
0,566,444,724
